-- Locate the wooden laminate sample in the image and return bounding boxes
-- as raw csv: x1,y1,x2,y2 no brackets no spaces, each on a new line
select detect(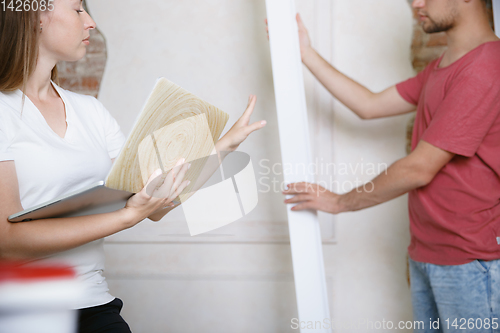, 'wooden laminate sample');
105,78,229,195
